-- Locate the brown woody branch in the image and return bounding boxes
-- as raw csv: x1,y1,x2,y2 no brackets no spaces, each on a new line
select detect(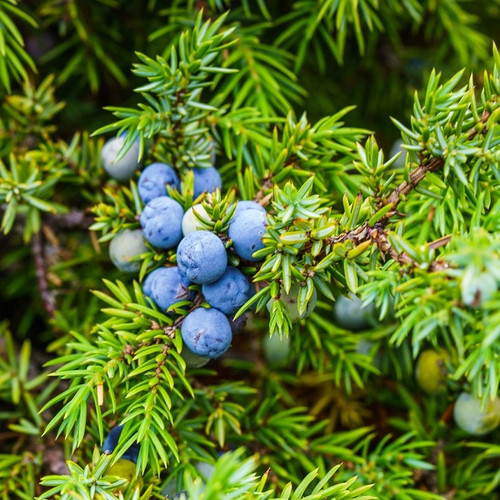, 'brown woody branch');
319,112,491,271
369,225,450,272
386,156,444,208
2,207,93,320
0,205,93,232
43,209,93,230
32,232,56,319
